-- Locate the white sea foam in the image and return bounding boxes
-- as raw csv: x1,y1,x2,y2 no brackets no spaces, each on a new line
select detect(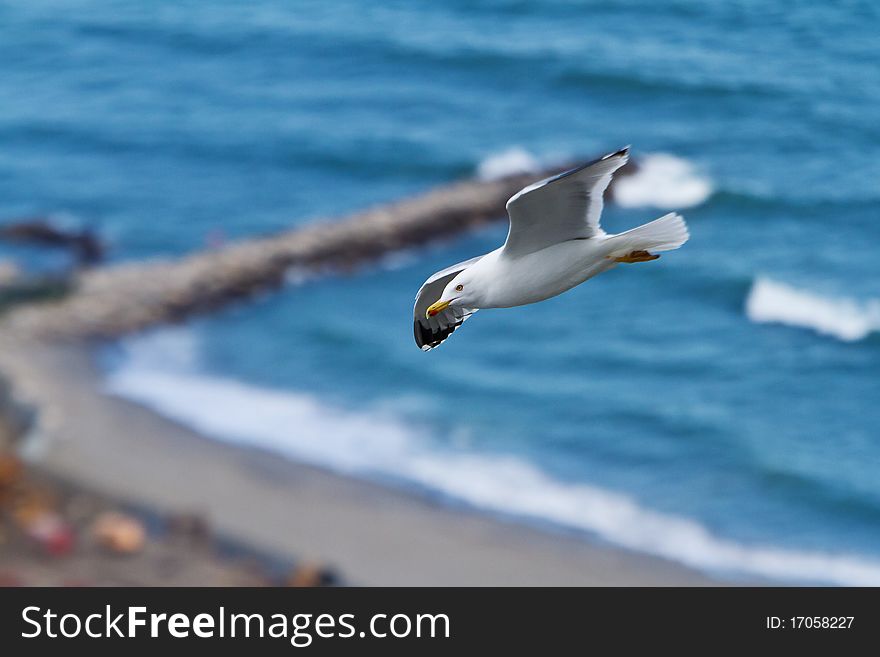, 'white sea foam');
613,153,712,209
104,328,880,585
746,277,880,342
378,248,420,271
476,147,541,180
